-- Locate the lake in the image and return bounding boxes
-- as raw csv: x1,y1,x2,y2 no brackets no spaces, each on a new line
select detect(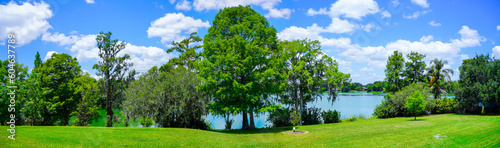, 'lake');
205,92,386,130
